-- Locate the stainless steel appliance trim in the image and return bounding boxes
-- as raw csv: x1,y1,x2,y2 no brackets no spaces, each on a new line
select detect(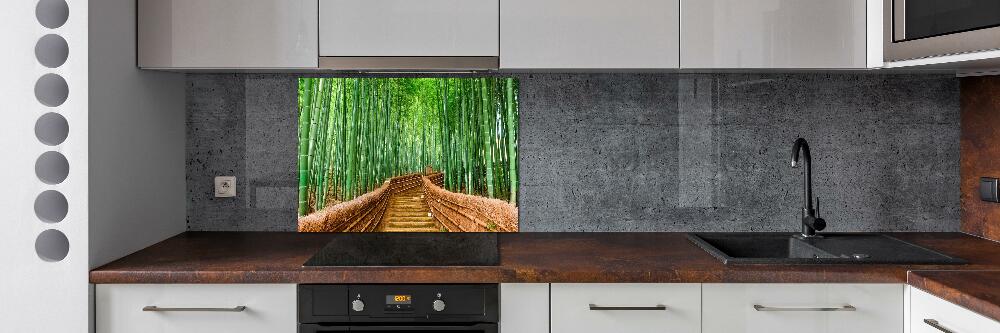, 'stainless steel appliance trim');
884,0,1000,62
142,305,247,312
923,319,955,333
588,304,667,311
753,304,856,312
318,56,499,71
892,0,905,41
